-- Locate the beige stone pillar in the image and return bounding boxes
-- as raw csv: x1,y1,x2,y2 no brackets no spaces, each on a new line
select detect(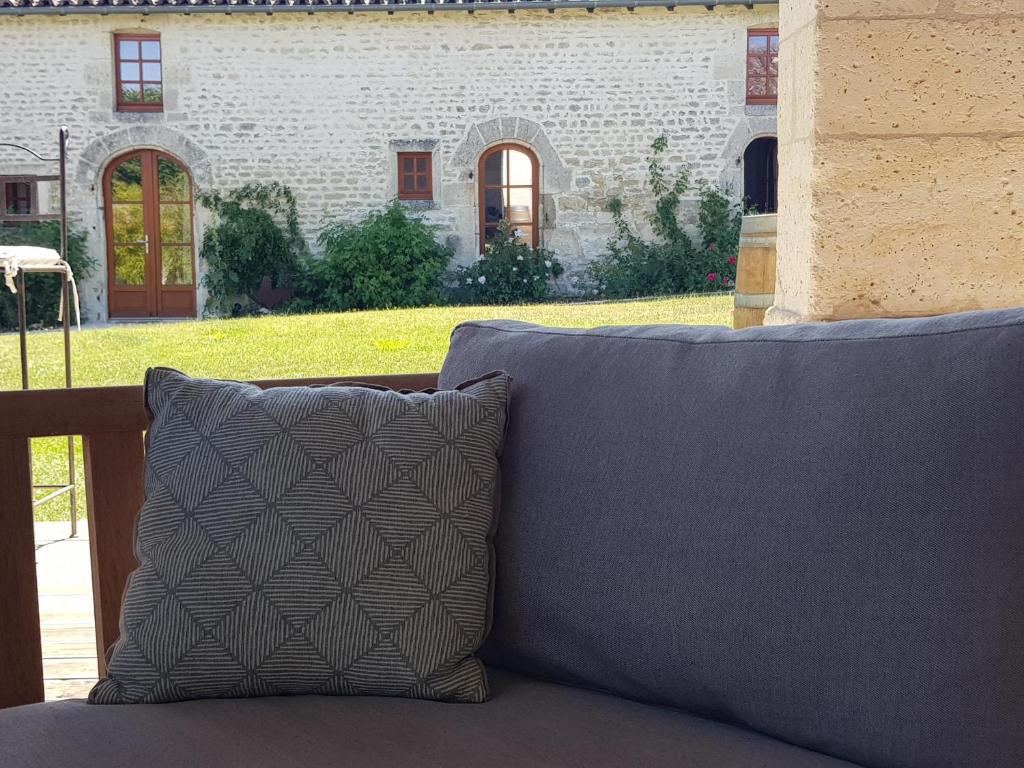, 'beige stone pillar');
768,0,1024,324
